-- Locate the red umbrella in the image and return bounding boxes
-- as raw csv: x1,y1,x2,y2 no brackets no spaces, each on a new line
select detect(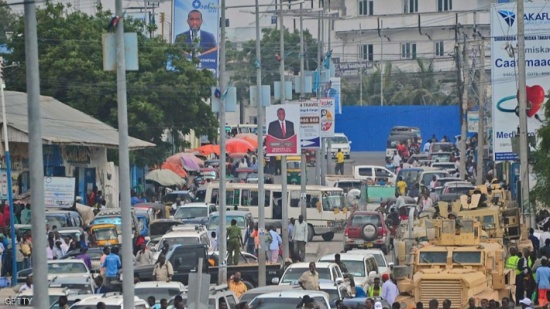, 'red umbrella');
194,144,220,156
226,138,256,154
235,133,259,148
161,162,187,177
